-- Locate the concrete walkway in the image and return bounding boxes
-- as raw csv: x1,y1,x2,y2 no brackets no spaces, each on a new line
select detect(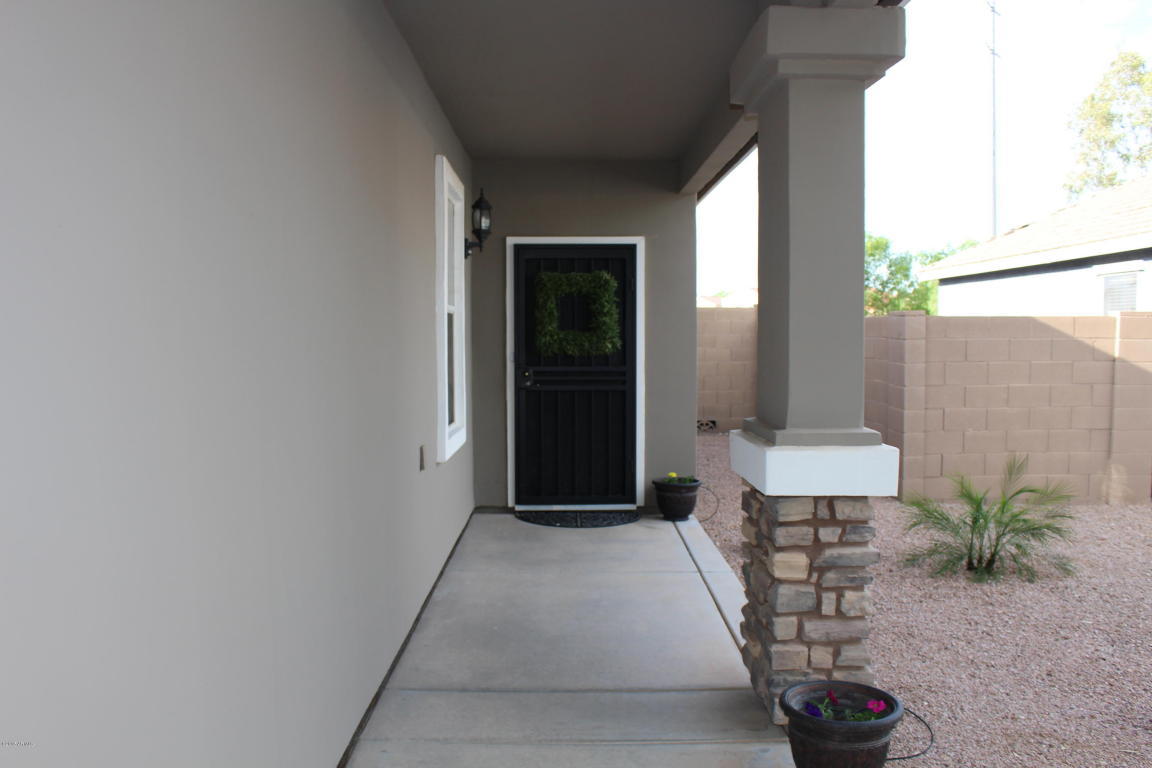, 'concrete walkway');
347,511,792,767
